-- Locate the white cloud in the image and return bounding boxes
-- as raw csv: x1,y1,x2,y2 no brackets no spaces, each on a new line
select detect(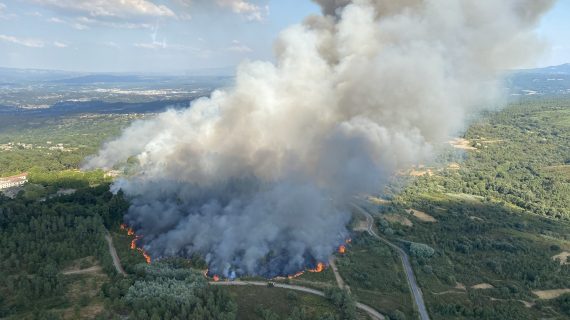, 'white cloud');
103,41,120,48
48,17,65,23
0,34,44,48
175,0,267,21
46,16,90,30
53,41,67,48
30,0,175,19
134,41,166,49
76,16,151,29
216,0,265,21
227,40,252,53
26,11,43,17
0,2,18,20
